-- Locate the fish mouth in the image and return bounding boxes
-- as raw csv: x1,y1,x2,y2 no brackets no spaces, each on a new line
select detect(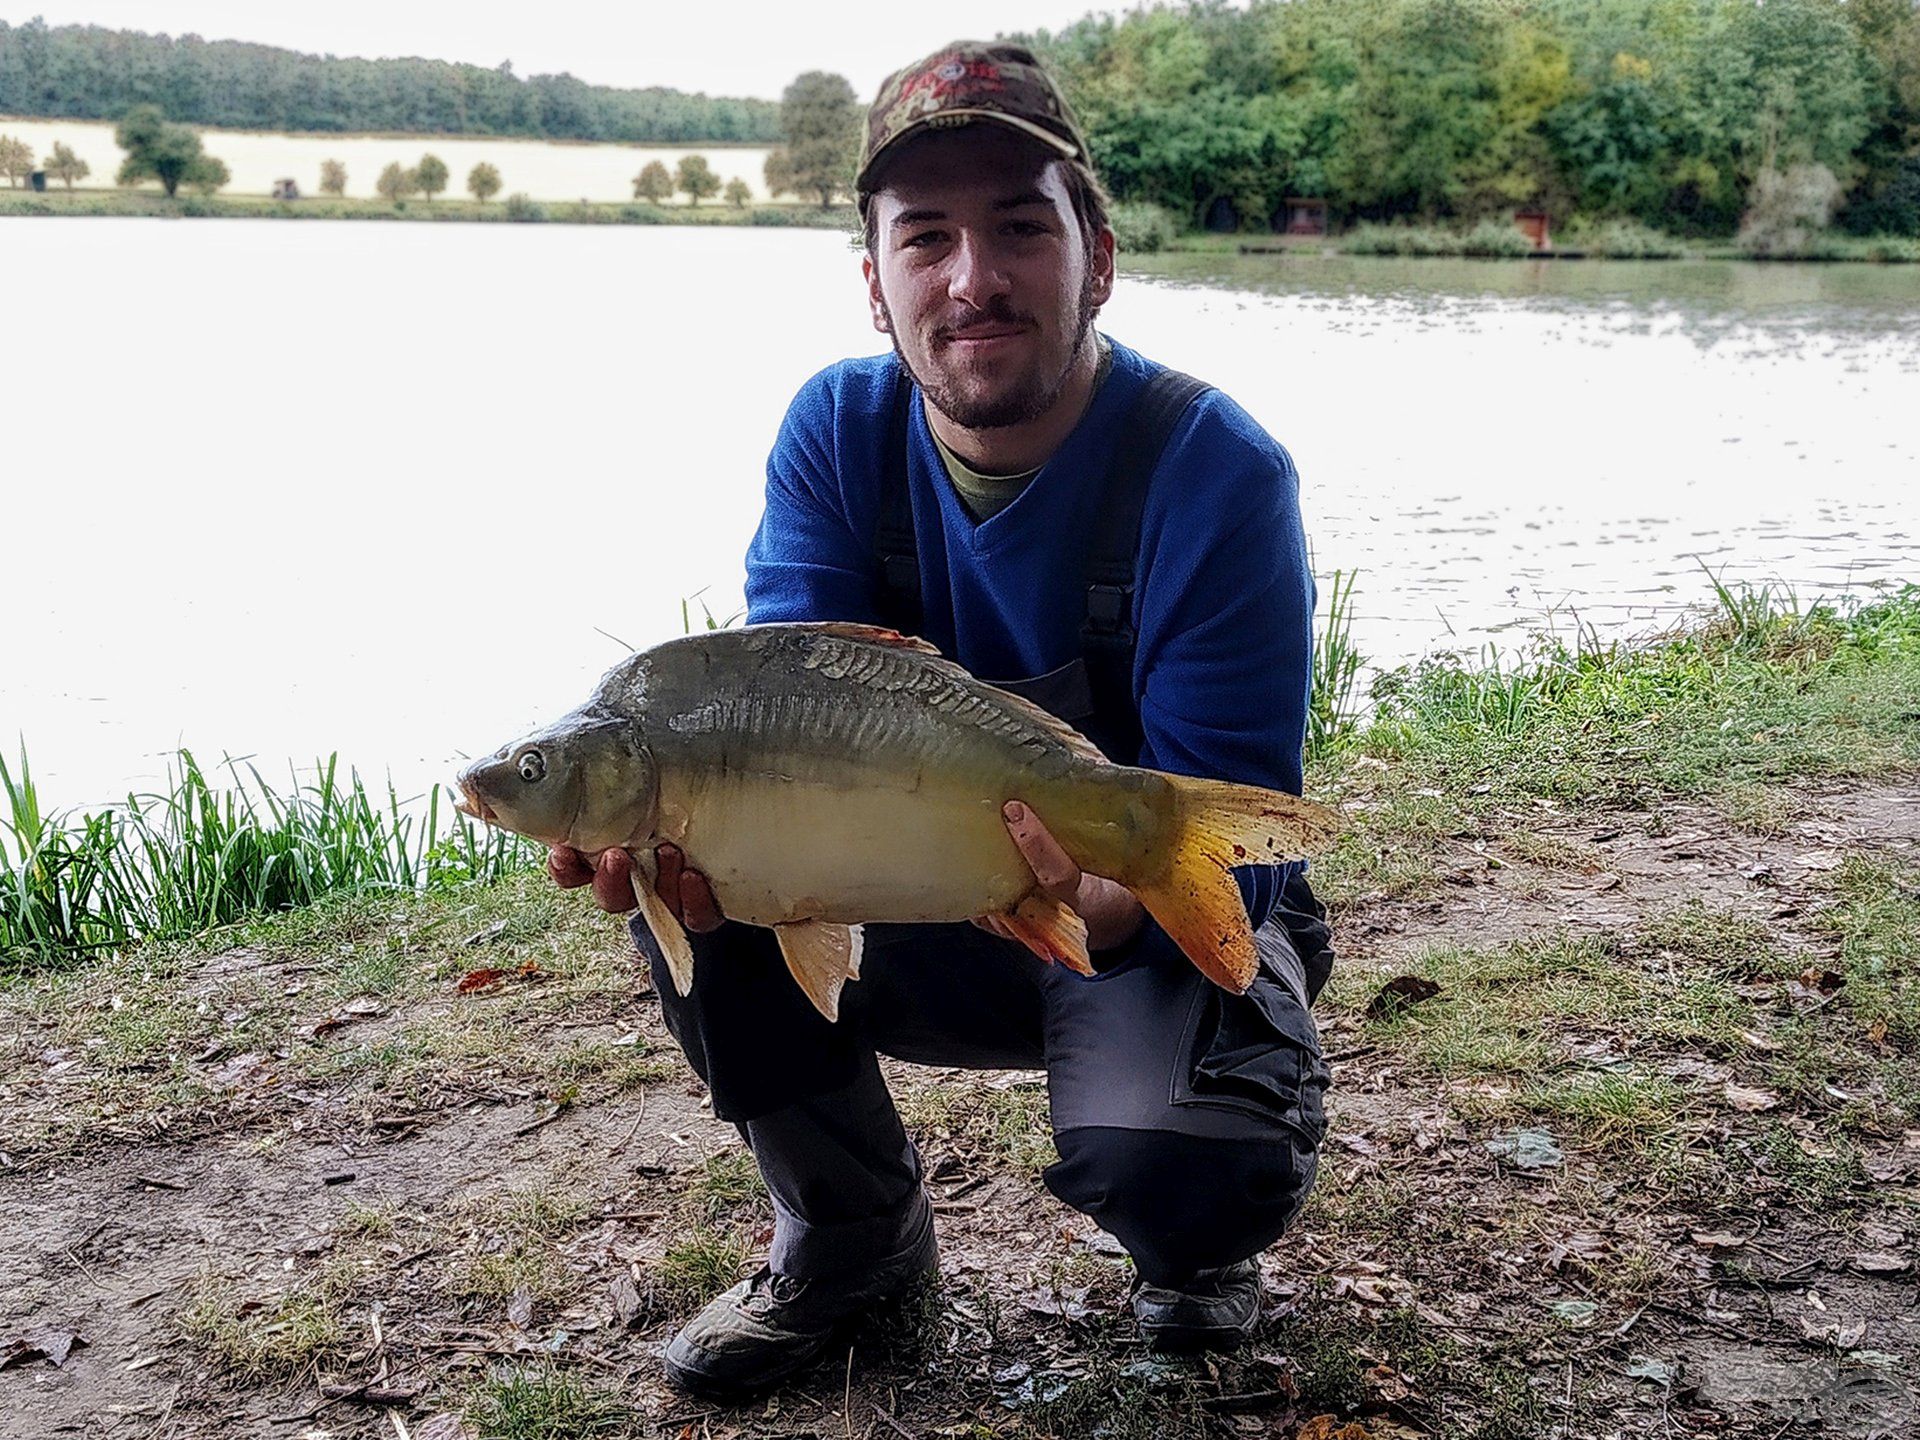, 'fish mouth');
453,777,498,826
